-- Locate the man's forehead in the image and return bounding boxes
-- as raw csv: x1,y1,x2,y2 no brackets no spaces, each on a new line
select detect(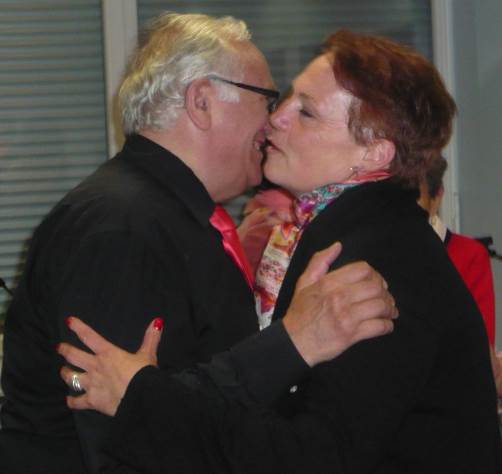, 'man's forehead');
245,62,275,88
240,44,275,87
